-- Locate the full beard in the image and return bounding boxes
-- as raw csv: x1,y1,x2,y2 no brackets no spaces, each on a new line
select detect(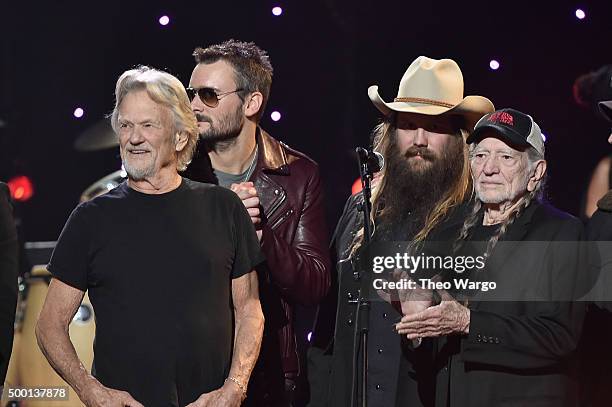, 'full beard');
374,135,464,241
196,106,244,152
